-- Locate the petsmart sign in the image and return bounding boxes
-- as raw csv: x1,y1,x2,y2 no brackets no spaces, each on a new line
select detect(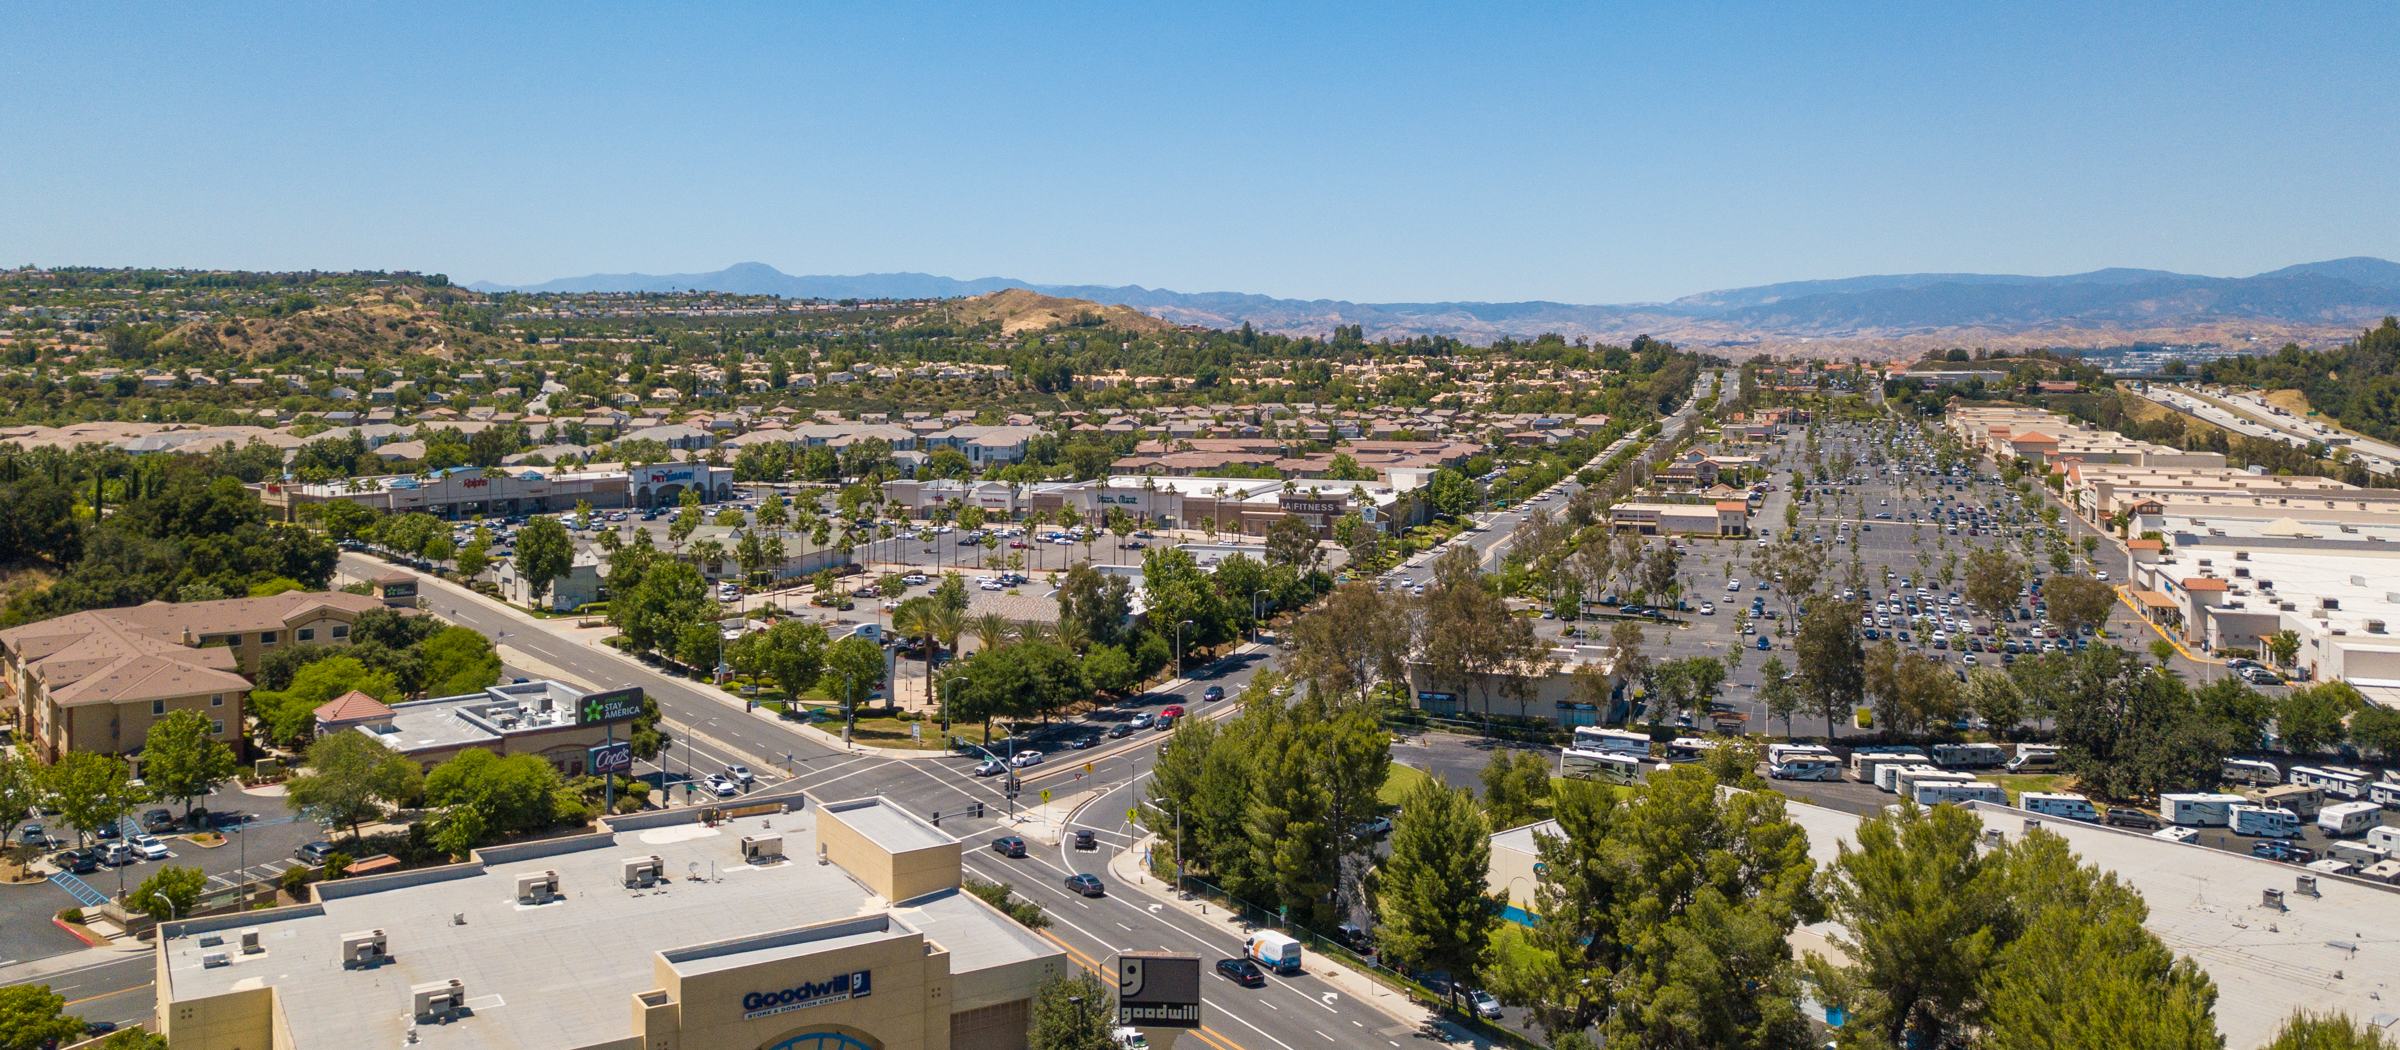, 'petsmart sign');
743,970,871,1020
